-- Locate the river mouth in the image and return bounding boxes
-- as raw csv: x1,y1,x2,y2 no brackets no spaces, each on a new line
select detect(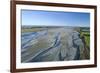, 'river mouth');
21,27,90,63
